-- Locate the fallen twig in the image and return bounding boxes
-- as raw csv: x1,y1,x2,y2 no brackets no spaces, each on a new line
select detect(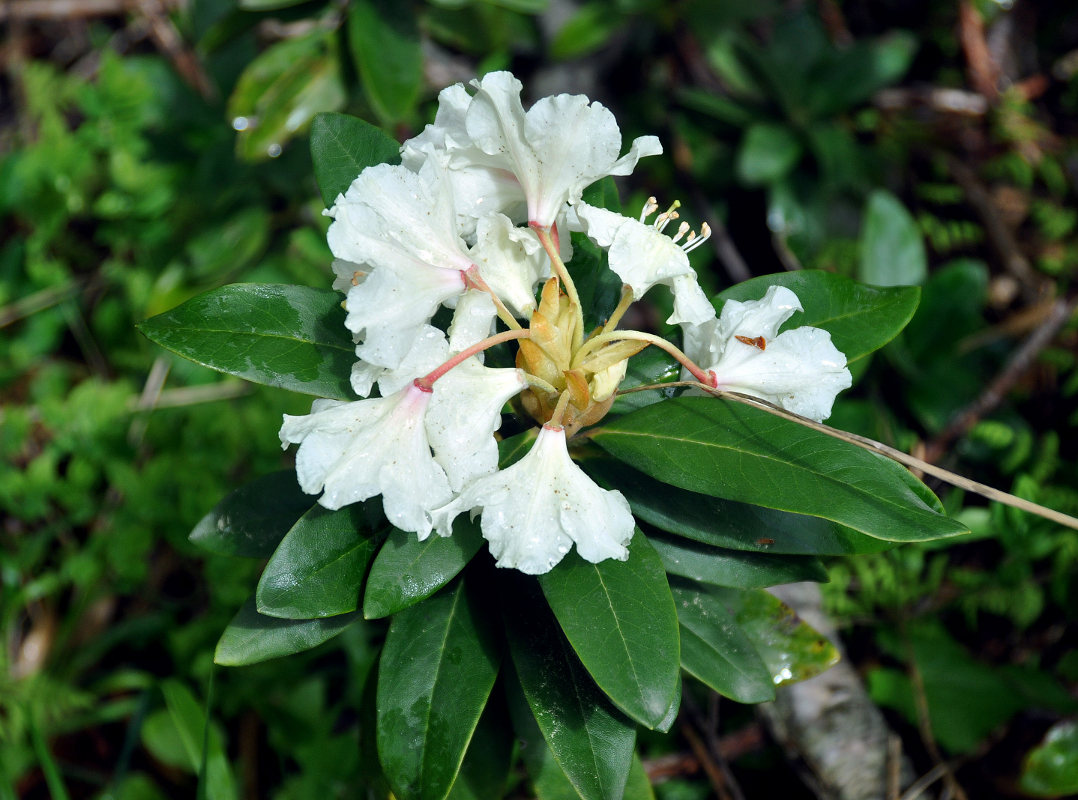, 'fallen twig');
925,295,1078,463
